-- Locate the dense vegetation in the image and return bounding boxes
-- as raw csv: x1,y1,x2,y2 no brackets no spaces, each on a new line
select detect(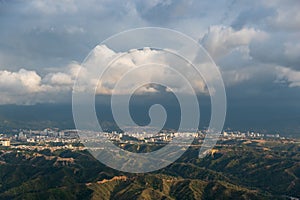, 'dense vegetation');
0,139,299,199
